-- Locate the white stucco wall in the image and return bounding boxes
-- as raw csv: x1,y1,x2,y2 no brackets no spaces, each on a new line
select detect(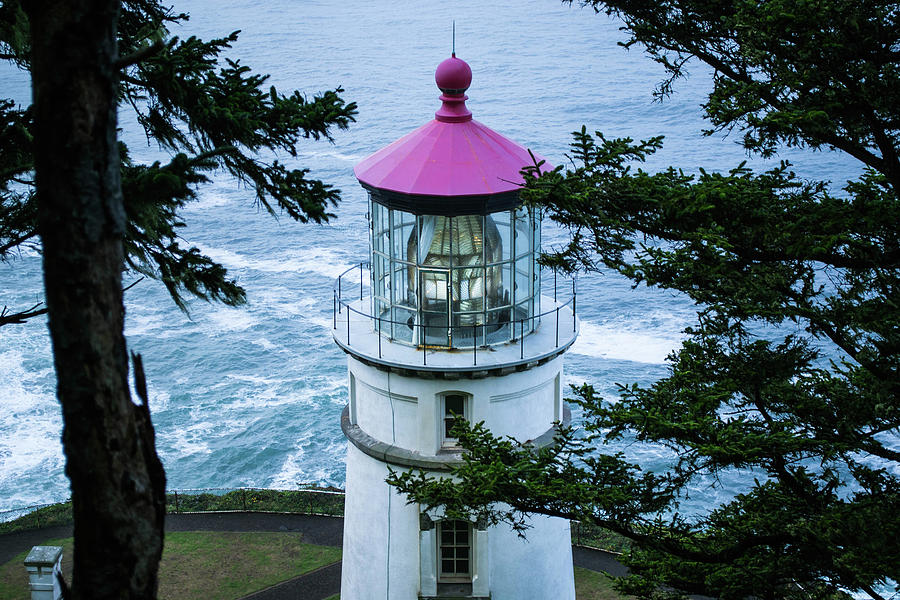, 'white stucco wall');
342,440,575,600
489,513,576,599
488,374,557,440
347,355,565,456
353,372,419,448
341,444,421,600
342,356,575,600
